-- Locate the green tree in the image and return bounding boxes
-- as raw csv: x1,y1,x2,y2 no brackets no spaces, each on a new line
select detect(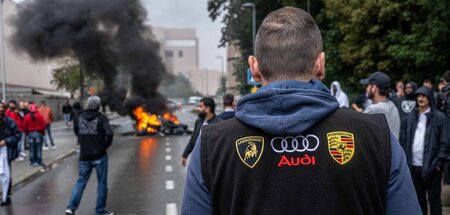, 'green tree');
51,61,86,98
